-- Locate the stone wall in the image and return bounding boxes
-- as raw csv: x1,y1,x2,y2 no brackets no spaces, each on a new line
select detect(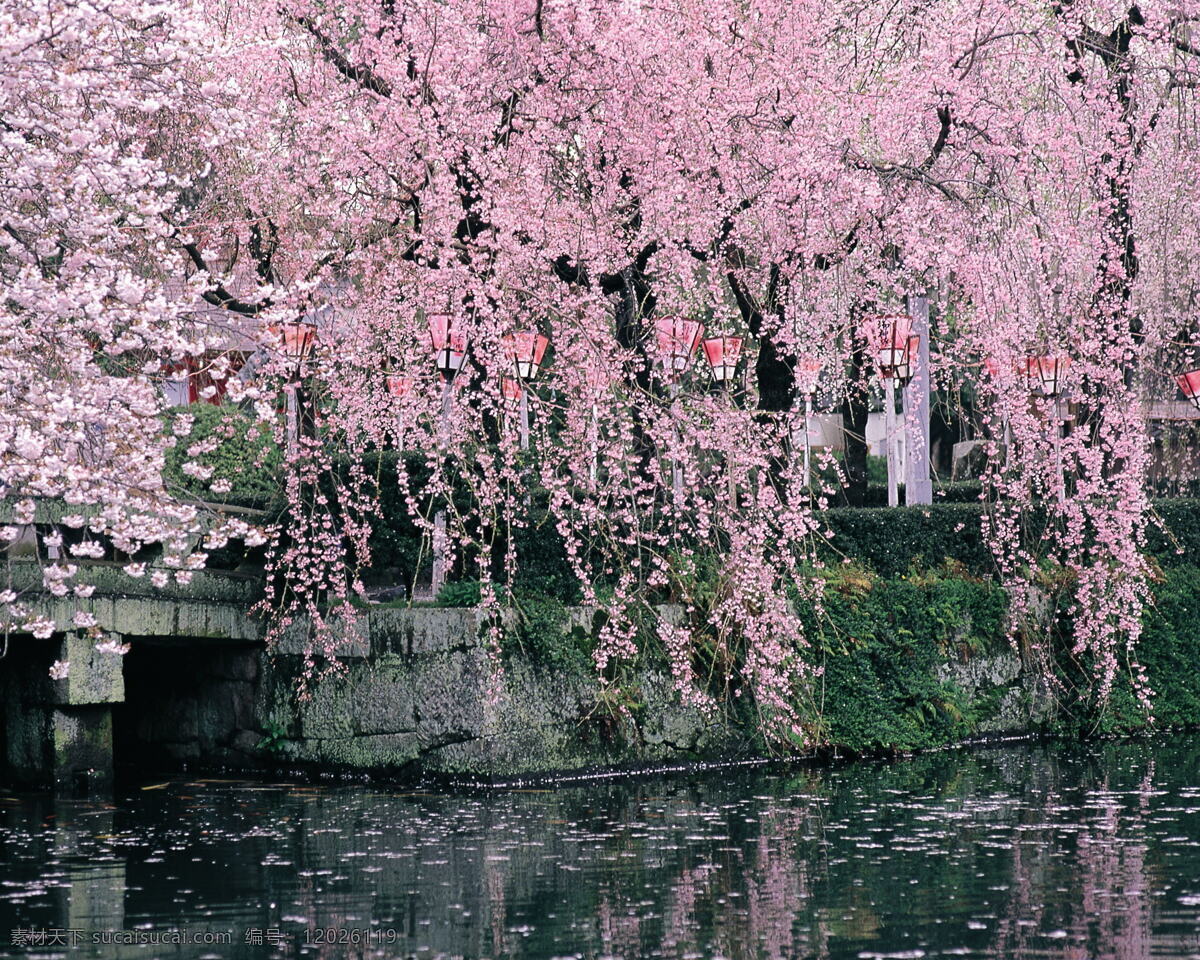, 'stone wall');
2,629,132,790
5,579,1060,788
111,605,1050,782
118,607,741,779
